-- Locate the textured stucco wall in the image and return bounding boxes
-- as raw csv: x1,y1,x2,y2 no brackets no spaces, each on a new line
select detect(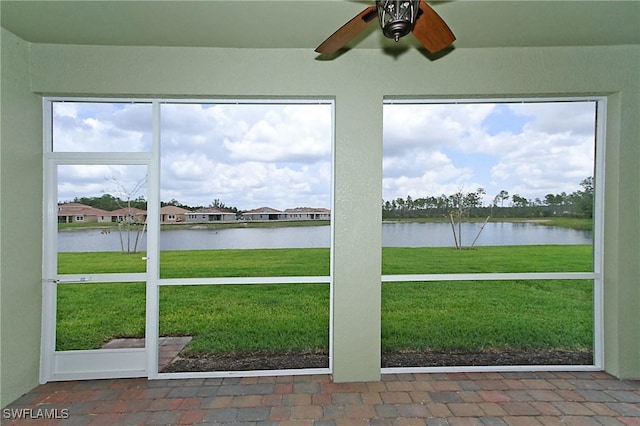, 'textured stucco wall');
0,28,44,408
1,34,638,406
